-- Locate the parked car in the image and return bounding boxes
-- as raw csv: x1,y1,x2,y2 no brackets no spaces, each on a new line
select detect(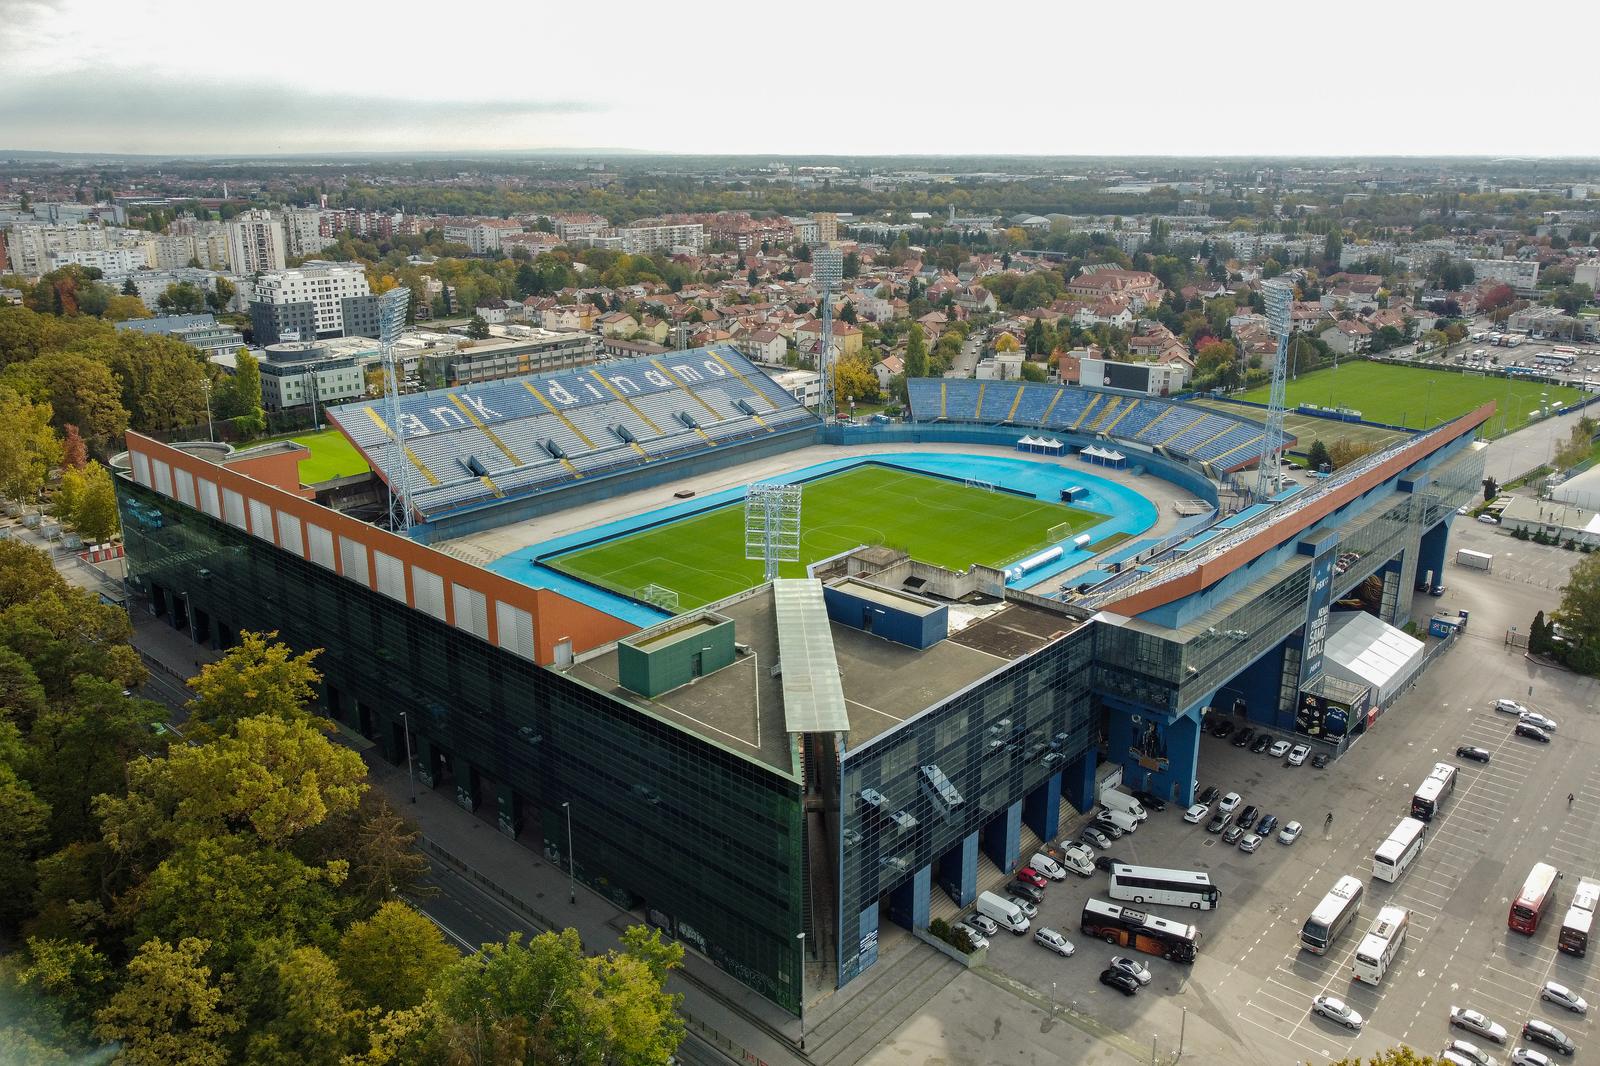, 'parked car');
1184,802,1210,823
1239,832,1263,853
1093,854,1125,873
1059,844,1096,877
1099,968,1140,996
1520,1020,1574,1056
1288,744,1311,766
1313,995,1364,1030
1236,805,1260,830
1494,698,1529,715
1232,725,1256,748
1311,753,1331,769
1250,732,1274,754
966,913,999,937
1007,895,1039,919
1081,827,1112,849
1007,881,1045,904
1033,927,1075,956
1197,785,1221,806
1211,719,1237,739
1206,813,1230,834
1269,739,1293,758
1511,1047,1555,1065
1131,790,1167,812
1442,1039,1497,1066
1541,981,1588,1014
1222,824,1246,845
1457,745,1492,763
1279,820,1303,845
1015,867,1049,890
1218,792,1242,814
1109,956,1152,985
1478,514,1500,524
1516,722,1552,743
1451,1006,1509,1044
952,922,989,950
1256,814,1279,838
1520,711,1559,733
1091,816,1125,840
